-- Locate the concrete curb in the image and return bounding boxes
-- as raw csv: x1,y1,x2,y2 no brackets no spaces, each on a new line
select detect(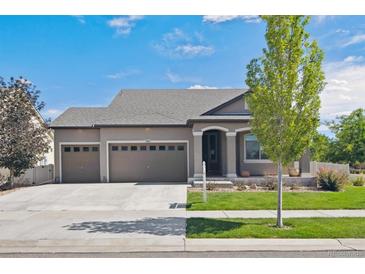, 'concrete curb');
0,238,365,253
